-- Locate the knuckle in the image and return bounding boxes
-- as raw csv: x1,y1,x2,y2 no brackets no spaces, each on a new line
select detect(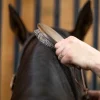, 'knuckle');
67,54,72,61
69,36,78,41
55,50,59,55
61,53,73,64
66,52,73,62
55,43,59,48
61,58,66,64
68,36,75,40
67,36,75,43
